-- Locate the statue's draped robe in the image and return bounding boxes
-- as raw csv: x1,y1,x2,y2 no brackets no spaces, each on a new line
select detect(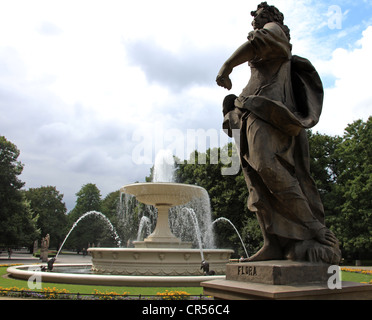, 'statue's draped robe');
223,22,326,243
